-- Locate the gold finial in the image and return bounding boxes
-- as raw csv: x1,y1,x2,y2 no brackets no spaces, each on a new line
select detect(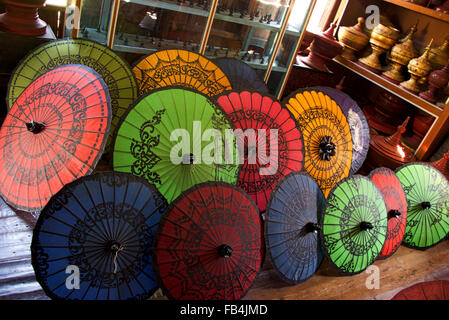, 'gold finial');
426,38,434,52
